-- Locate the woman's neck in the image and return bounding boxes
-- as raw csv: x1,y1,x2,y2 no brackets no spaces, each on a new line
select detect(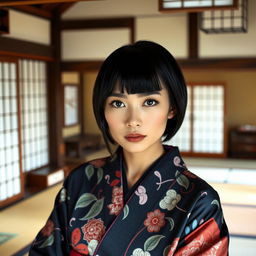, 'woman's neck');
122,145,165,188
